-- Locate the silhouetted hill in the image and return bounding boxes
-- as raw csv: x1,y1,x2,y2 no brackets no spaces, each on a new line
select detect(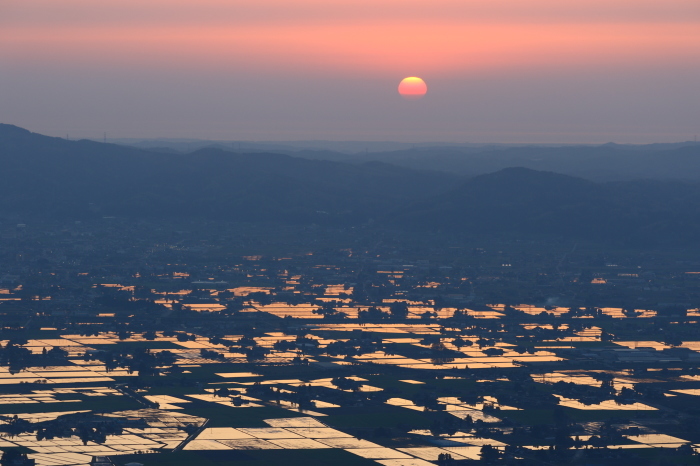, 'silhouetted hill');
0,124,460,222
3,124,700,246
342,143,700,182
115,130,700,182
391,167,700,245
